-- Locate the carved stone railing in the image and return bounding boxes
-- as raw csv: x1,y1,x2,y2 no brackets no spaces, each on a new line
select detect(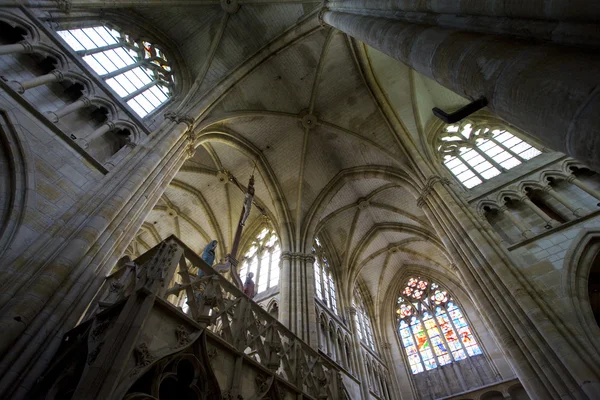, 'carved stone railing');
38,235,345,399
